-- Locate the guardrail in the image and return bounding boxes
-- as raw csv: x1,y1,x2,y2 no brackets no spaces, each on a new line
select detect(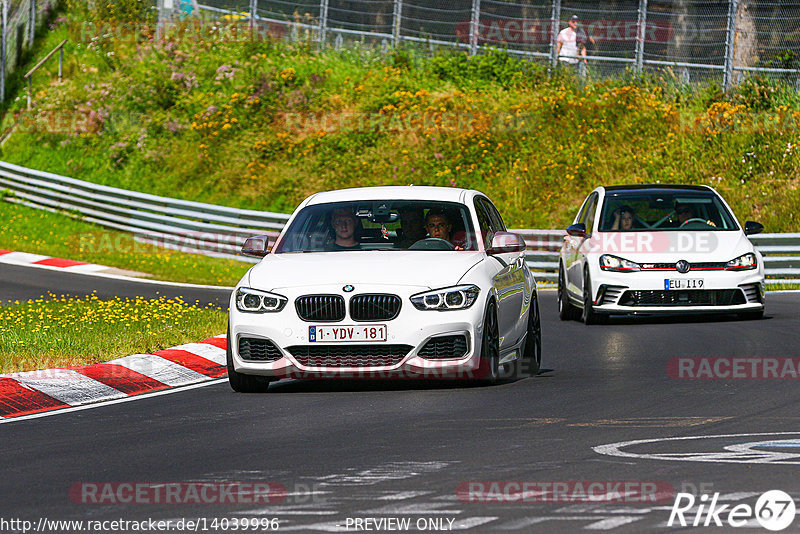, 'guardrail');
0,160,289,262
1,160,798,284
